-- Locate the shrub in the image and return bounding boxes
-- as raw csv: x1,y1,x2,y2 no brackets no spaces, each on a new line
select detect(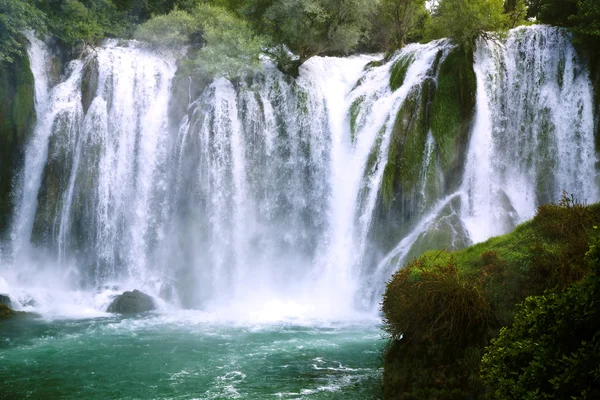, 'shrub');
481,232,600,399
